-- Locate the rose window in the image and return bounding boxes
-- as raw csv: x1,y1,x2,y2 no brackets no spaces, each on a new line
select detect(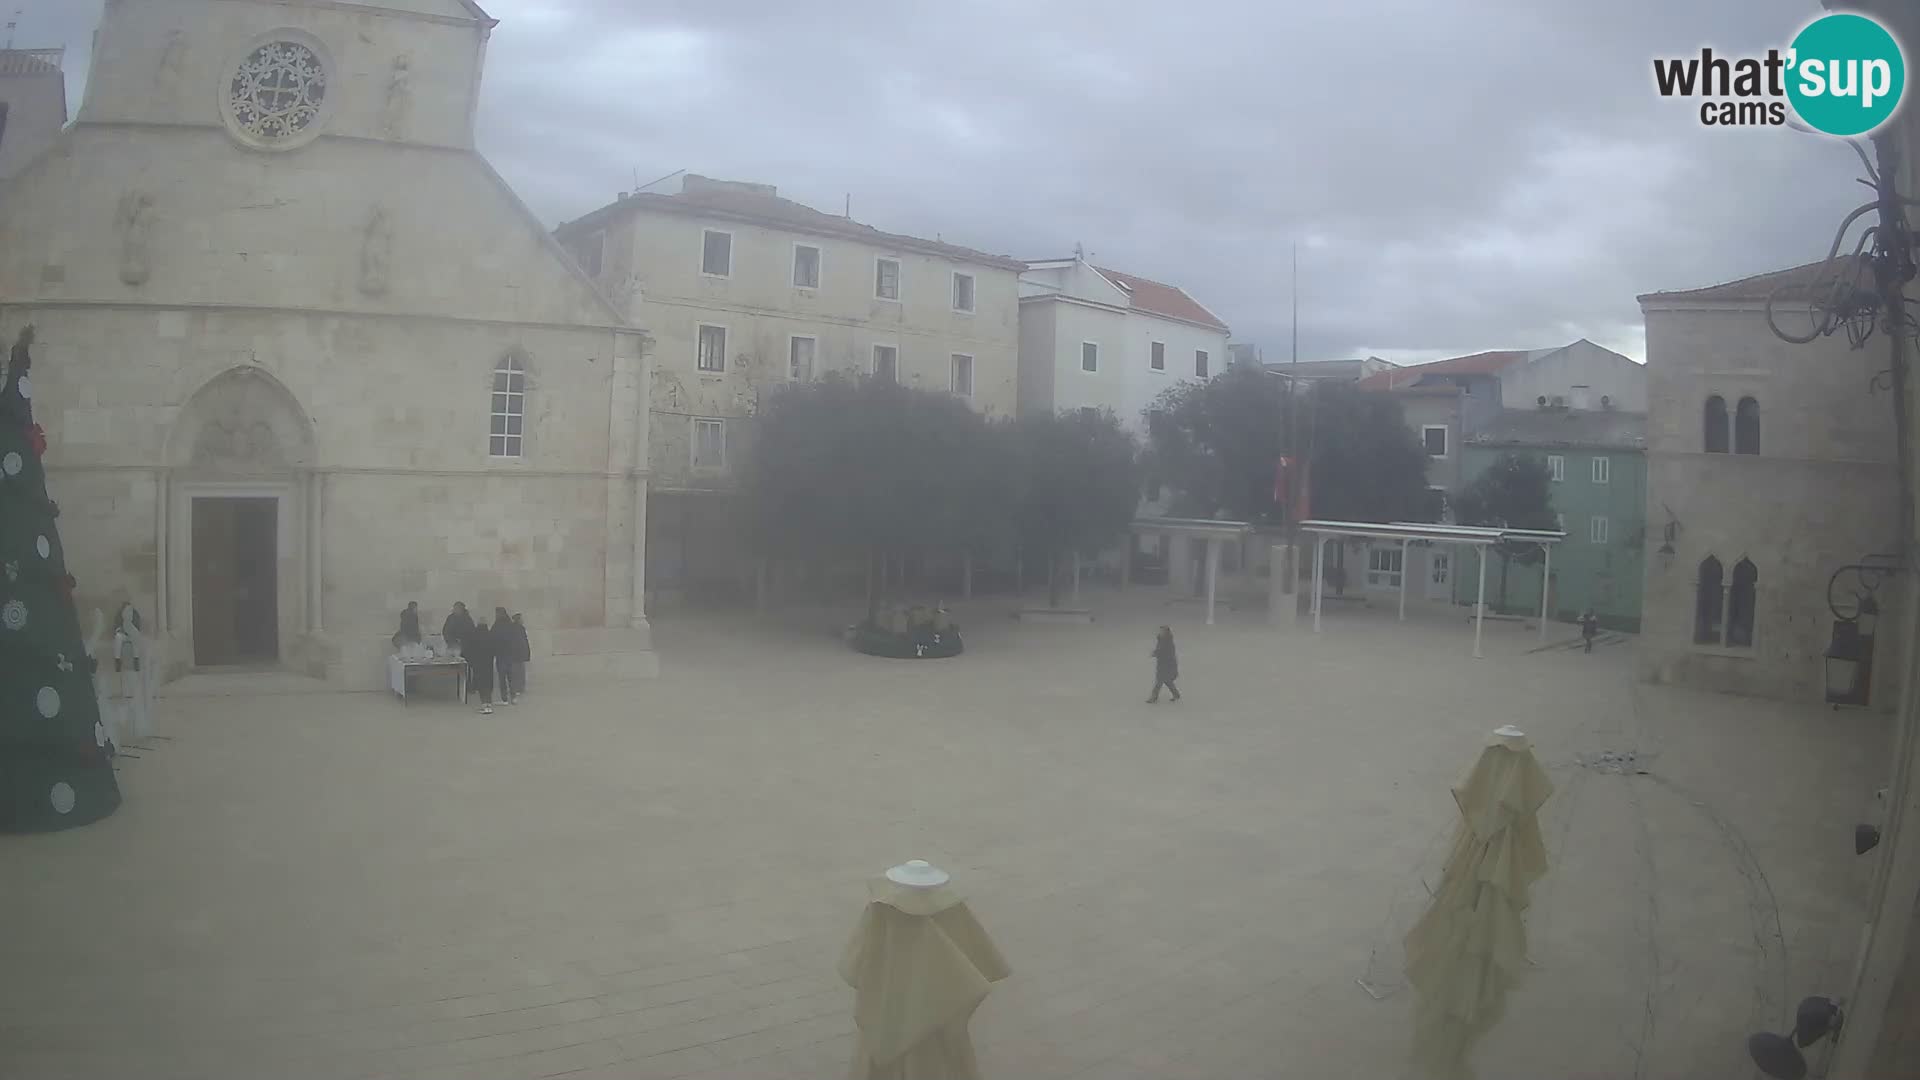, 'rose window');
227,41,328,144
